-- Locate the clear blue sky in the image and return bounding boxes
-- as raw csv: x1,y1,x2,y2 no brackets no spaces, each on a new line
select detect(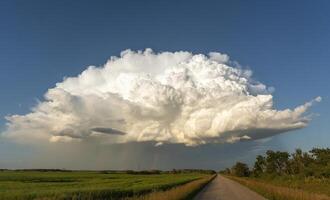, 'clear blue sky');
0,0,329,169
